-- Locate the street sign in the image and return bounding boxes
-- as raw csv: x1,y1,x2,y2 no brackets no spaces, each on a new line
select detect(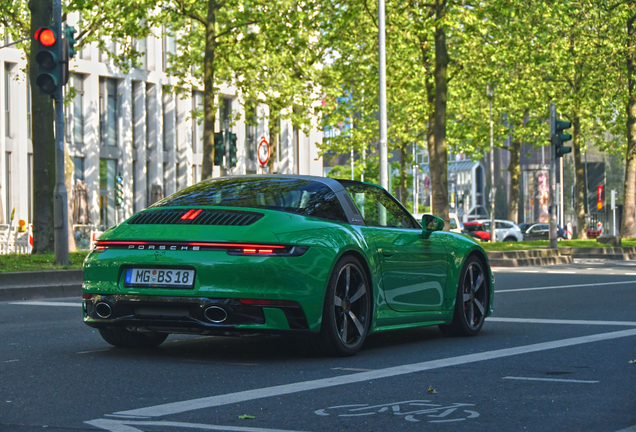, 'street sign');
258,137,270,166
611,189,616,210
423,177,430,189
597,185,603,210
